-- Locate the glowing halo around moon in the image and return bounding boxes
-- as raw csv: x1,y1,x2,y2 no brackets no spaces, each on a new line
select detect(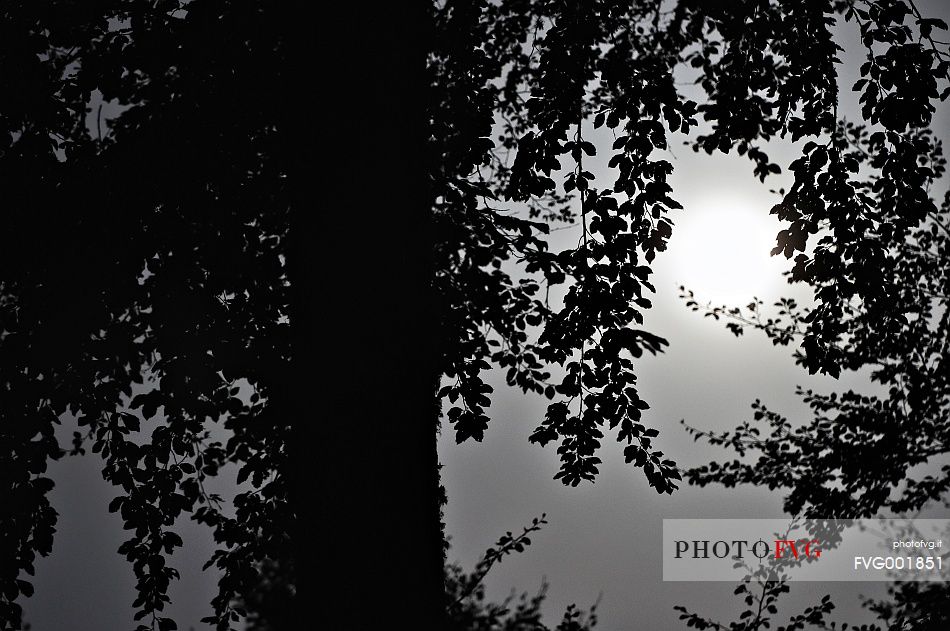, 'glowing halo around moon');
668,196,787,306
